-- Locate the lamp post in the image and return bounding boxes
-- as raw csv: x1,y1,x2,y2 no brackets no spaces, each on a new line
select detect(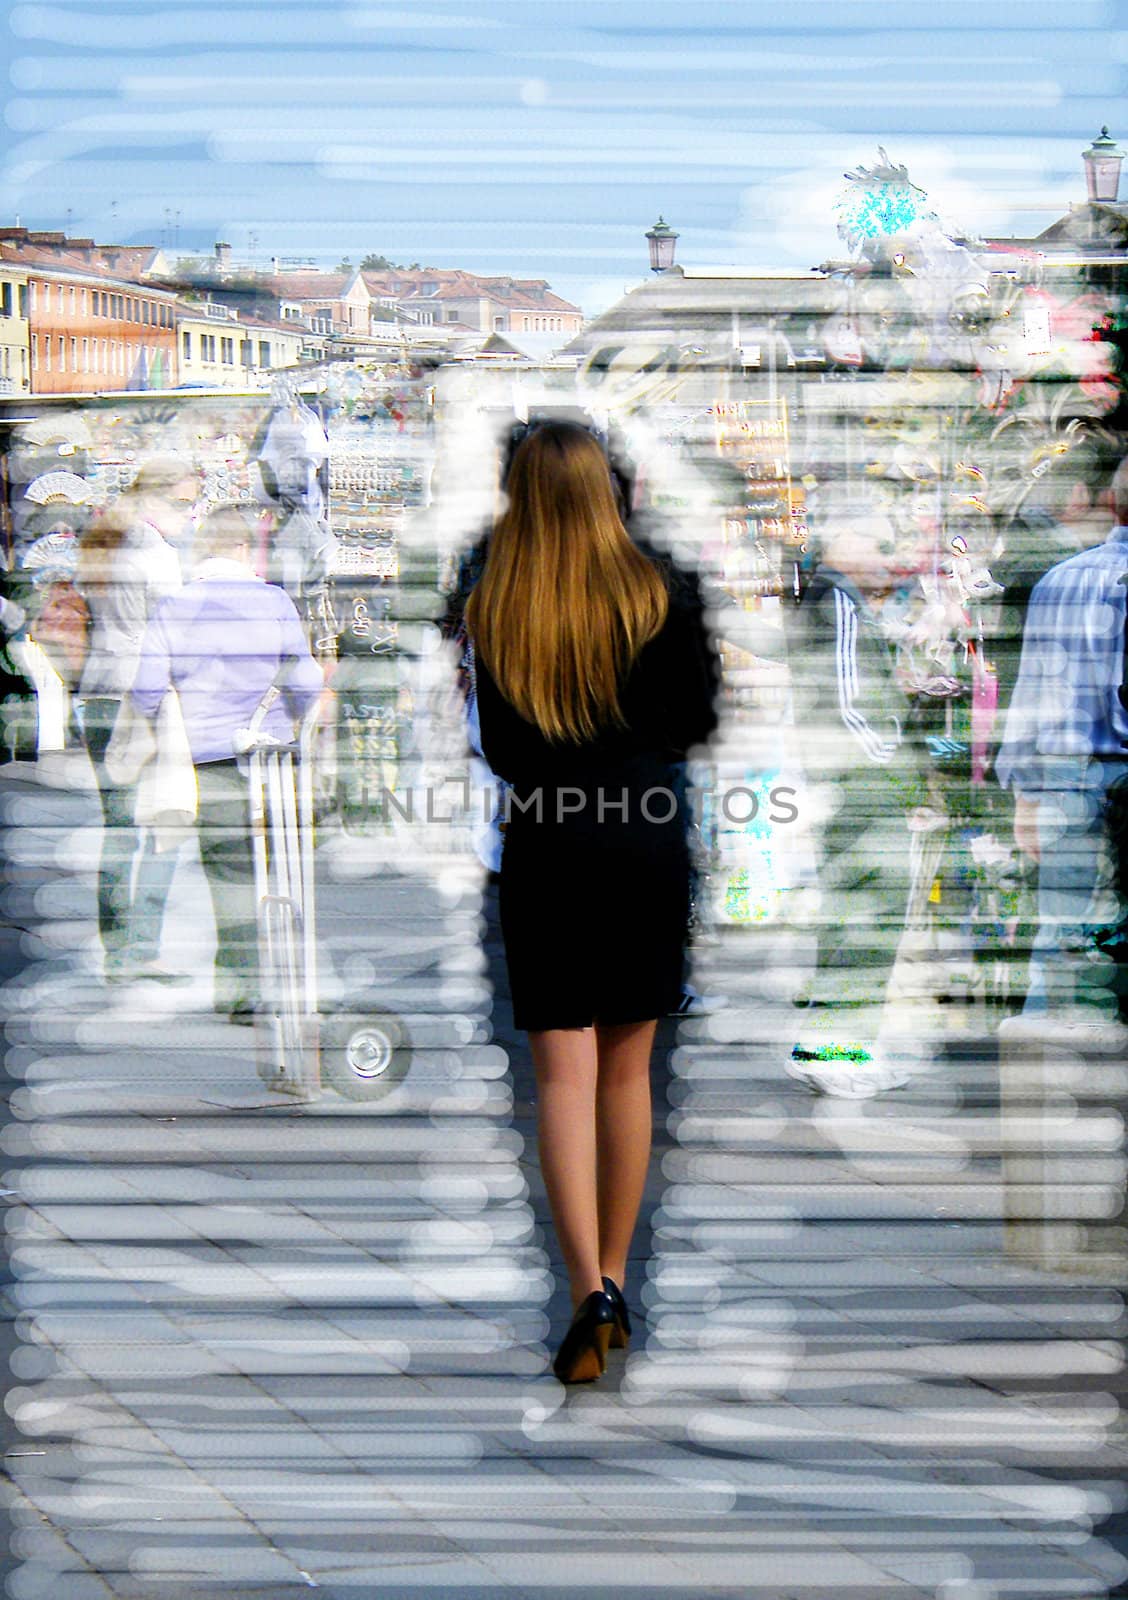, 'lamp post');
1083,127,1124,204
645,216,679,274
